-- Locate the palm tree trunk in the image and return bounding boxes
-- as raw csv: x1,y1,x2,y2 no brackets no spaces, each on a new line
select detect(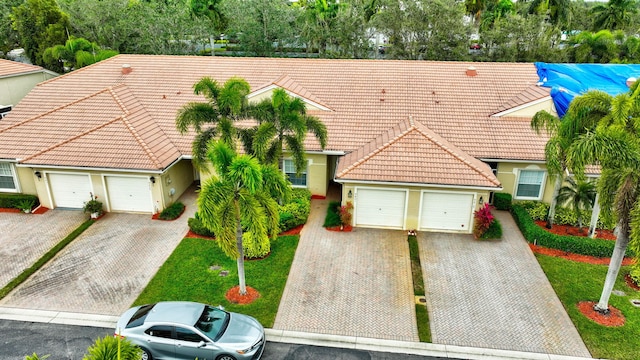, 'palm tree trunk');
236,221,247,295
588,193,600,238
546,176,563,228
594,220,630,313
